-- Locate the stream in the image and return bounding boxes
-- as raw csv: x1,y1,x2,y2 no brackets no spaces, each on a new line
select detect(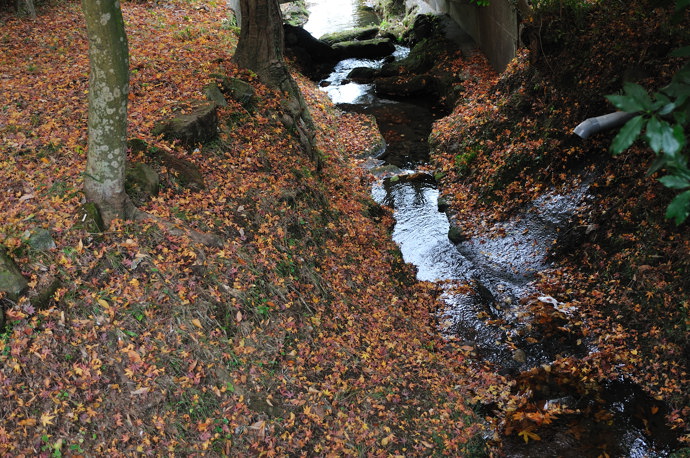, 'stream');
303,2,681,456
